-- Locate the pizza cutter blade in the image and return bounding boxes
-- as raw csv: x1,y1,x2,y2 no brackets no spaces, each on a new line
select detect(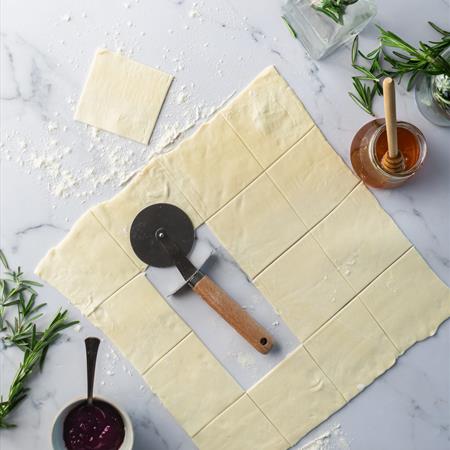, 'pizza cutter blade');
130,203,273,354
